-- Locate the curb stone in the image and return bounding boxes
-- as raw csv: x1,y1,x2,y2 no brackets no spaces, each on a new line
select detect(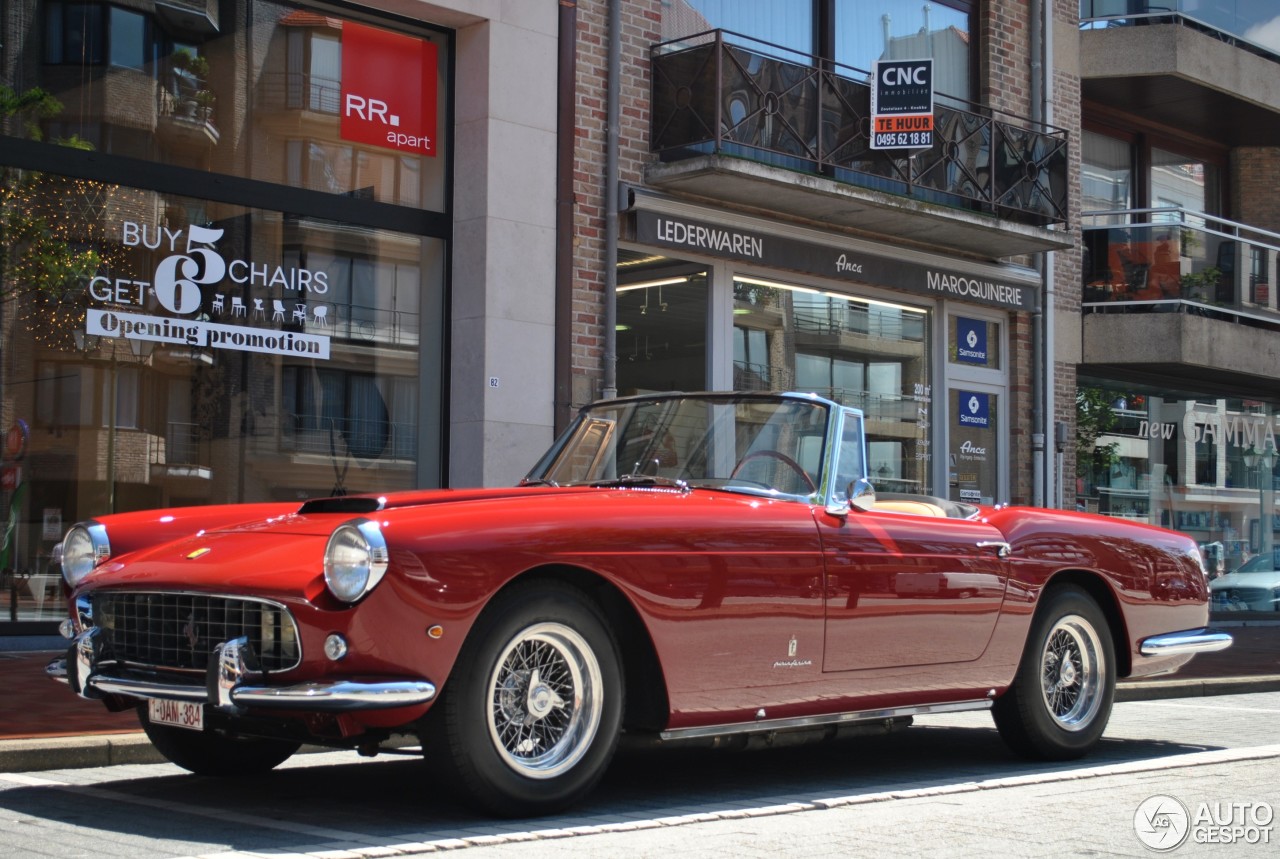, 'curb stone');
3,676,1279,774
